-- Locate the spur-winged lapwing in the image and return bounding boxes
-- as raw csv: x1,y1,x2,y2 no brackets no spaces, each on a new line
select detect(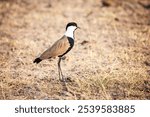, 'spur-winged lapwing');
33,22,79,82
